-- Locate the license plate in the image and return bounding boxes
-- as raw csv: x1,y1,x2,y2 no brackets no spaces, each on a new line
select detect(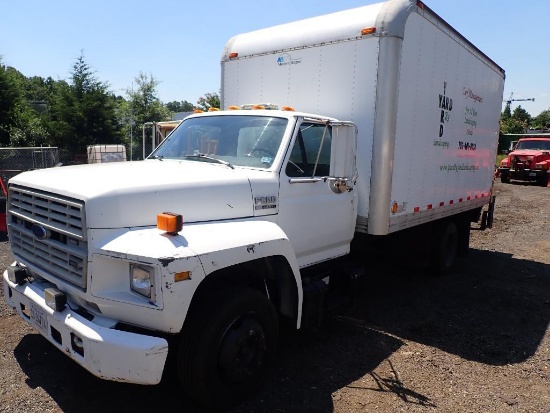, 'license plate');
30,304,48,333
529,172,537,177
